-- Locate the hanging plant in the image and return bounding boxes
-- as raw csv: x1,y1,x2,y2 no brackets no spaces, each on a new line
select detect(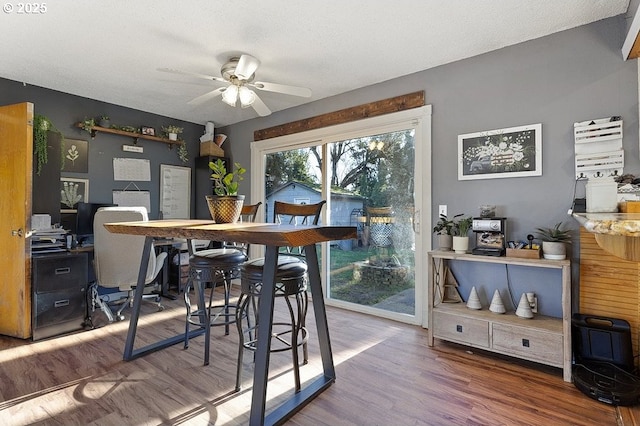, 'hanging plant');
177,142,189,163
33,115,49,175
33,114,65,175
